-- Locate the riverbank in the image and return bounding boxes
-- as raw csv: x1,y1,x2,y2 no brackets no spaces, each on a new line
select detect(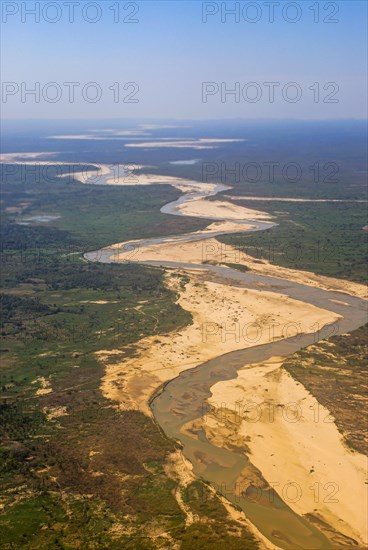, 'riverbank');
206,356,368,545
106,235,367,299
